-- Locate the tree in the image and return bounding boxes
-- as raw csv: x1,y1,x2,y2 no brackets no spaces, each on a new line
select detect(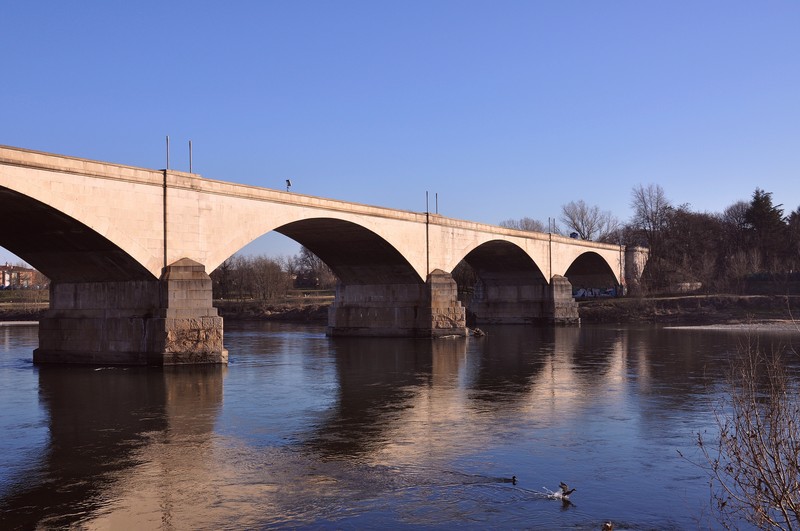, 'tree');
691,341,800,529
211,257,235,299
250,256,291,301
211,254,292,302
499,217,547,233
560,200,620,242
630,183,672,247
451,260,478,300
658,207,725,291
722,201,752,257
788,207,800,271
297,246,337,289
723,201,750,234
279,254,302,283
745,189,788,272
